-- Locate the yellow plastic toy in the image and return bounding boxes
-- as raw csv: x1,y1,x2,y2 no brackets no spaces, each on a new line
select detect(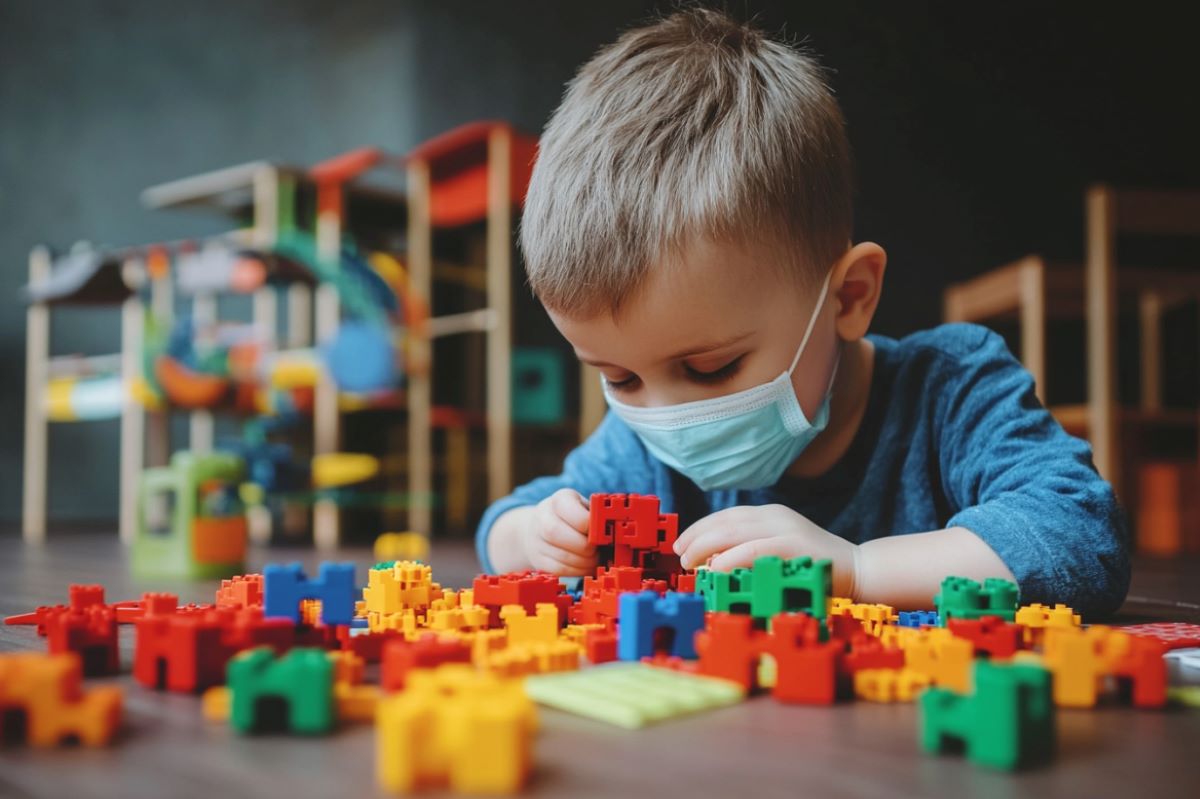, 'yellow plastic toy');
375,531,431,563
